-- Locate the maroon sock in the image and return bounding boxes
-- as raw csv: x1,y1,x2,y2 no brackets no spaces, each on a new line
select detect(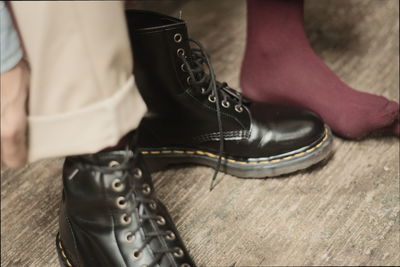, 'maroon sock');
240,0,400,139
